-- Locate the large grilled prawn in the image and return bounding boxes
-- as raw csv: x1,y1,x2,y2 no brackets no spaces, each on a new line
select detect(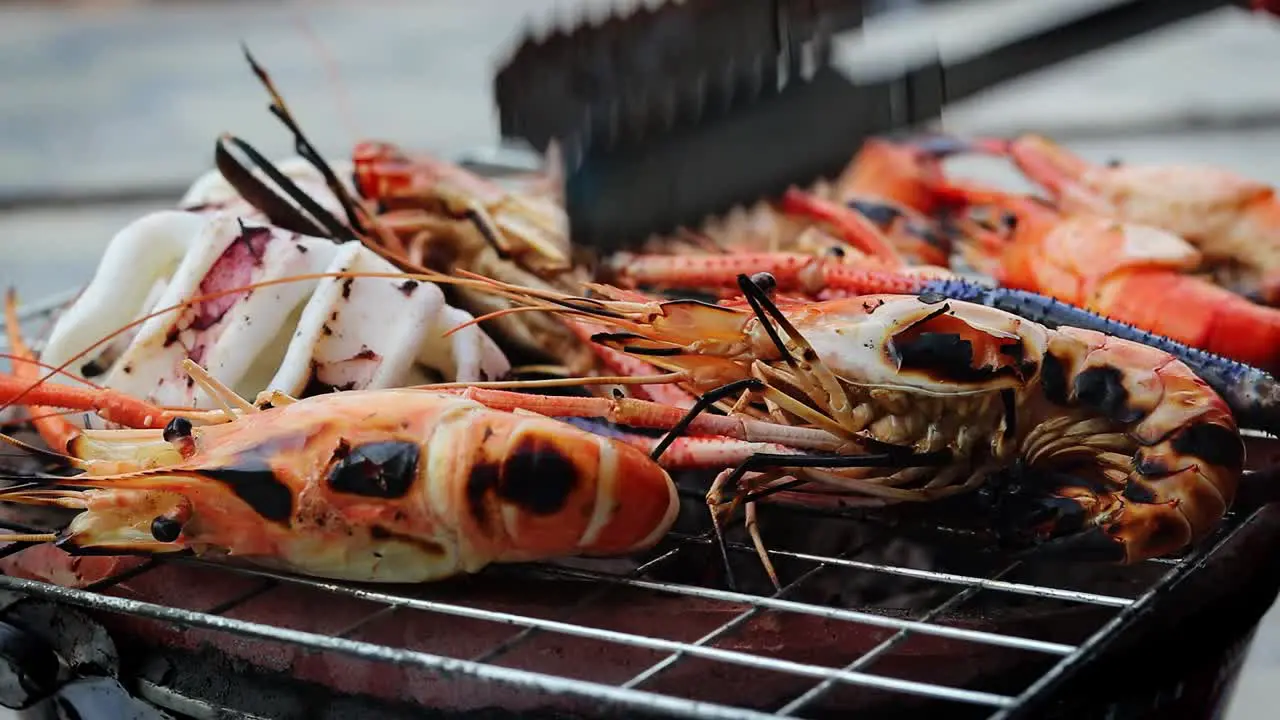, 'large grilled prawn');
442,271,1244,571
